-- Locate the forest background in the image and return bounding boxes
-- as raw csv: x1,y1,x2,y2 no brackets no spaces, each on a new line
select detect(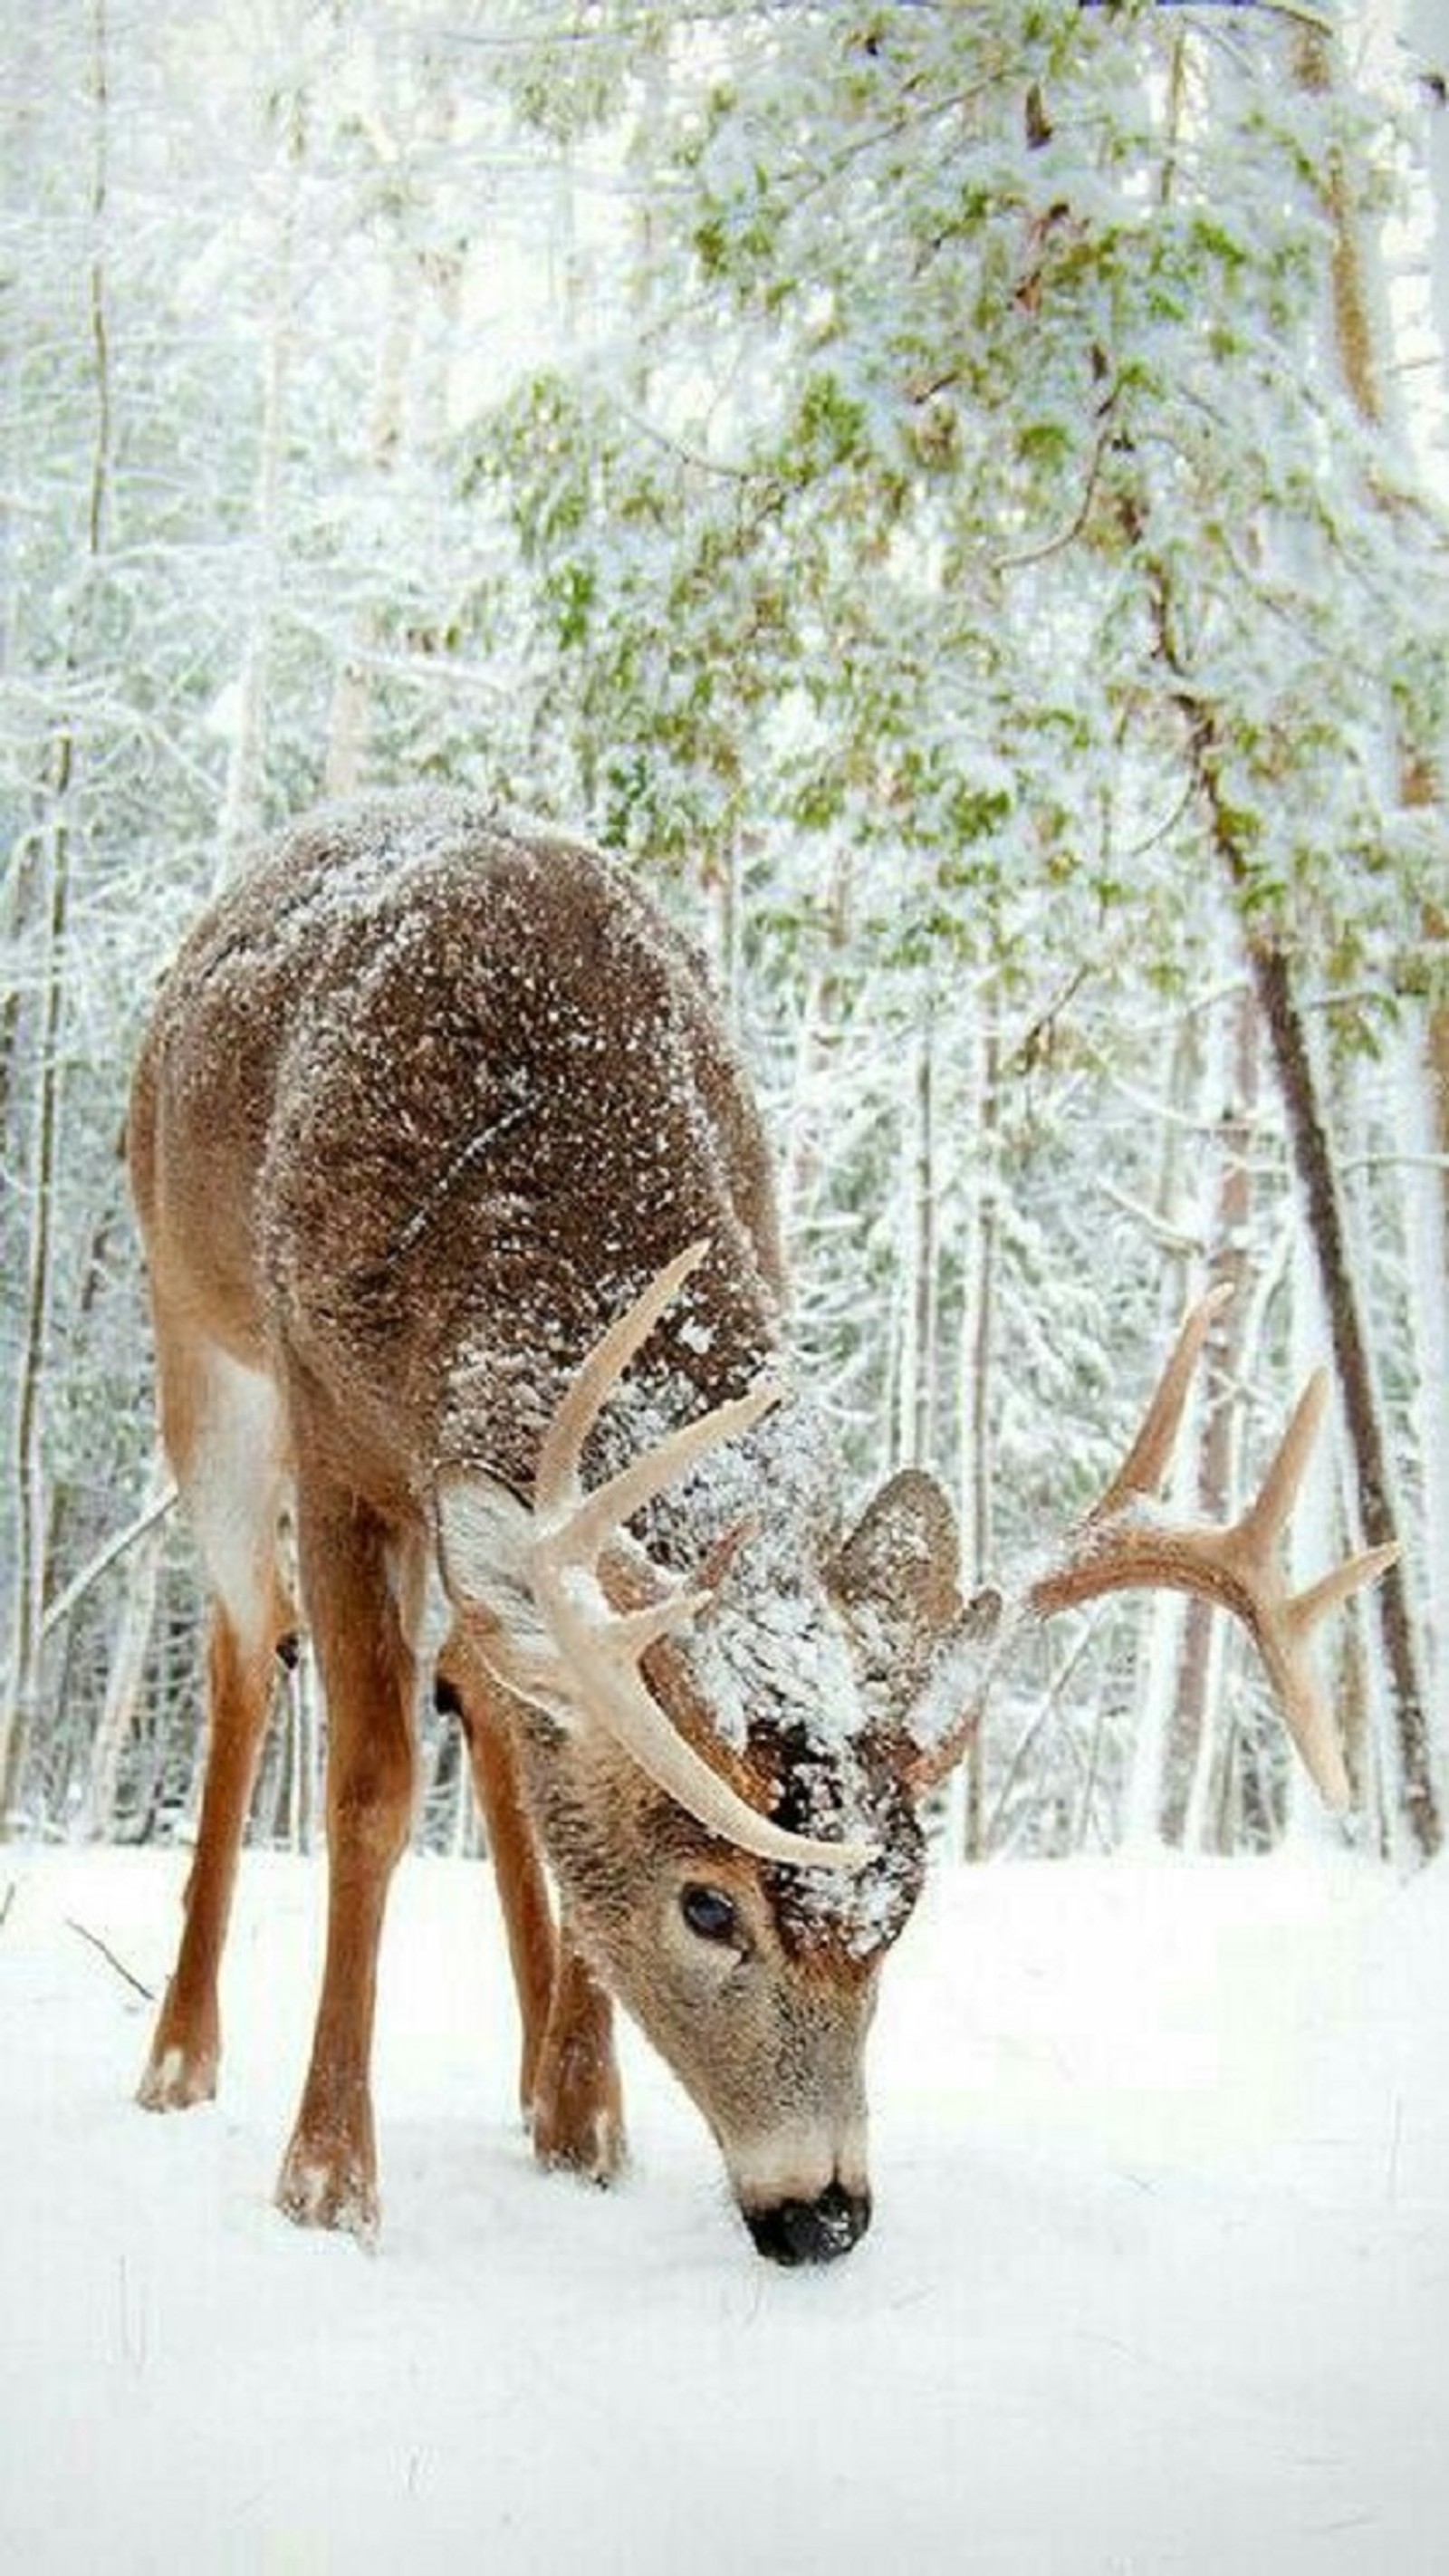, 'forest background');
3,0,1446,1876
